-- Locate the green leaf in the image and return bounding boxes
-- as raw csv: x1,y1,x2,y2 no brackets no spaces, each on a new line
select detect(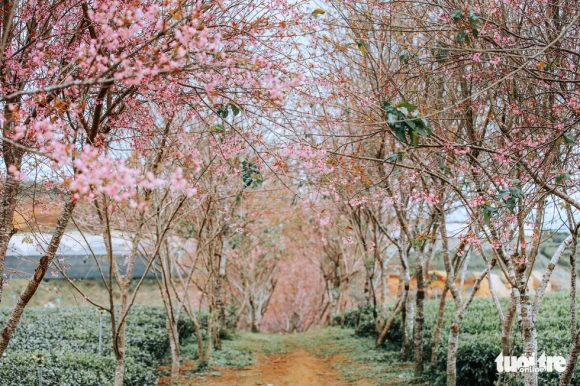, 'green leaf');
507,197,518,211
508,187,525,199
456,27,470,44
242,161,264,188
399,50,409,64
396,102,418,112
484,210,491,226
217,105,228,118
212,124,225,133
451,9,462,24
432,44,449,63
472,28,479,39
413,125,428,137
388,150,406,162
563,132,575,145
356,40,369,54
311,8,325,16
394,125,407,144
555,172,571,184
229,103,240,116
387,112,398,125
482,205,498,226
468,9,479,28
410,129,419,146
399,50,419,65
421,118,433,135
505,197,517,212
